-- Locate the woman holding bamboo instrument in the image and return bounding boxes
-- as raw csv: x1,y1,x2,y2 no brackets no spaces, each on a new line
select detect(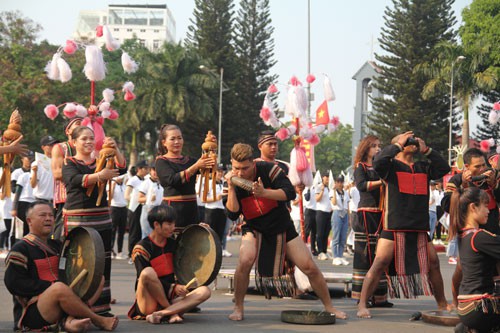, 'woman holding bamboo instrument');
155,124,215,229
62,126,126,315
